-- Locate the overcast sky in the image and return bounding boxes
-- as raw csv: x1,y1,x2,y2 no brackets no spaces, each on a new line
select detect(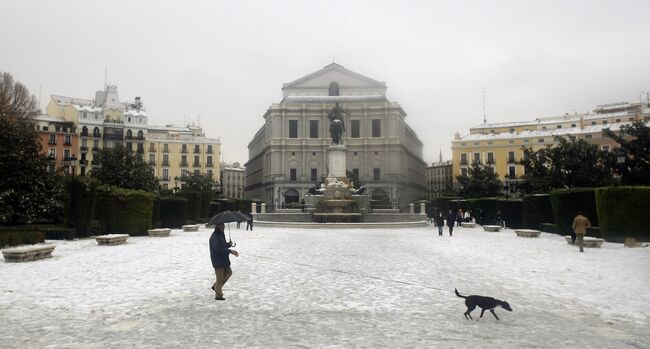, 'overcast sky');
2,0,649,164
